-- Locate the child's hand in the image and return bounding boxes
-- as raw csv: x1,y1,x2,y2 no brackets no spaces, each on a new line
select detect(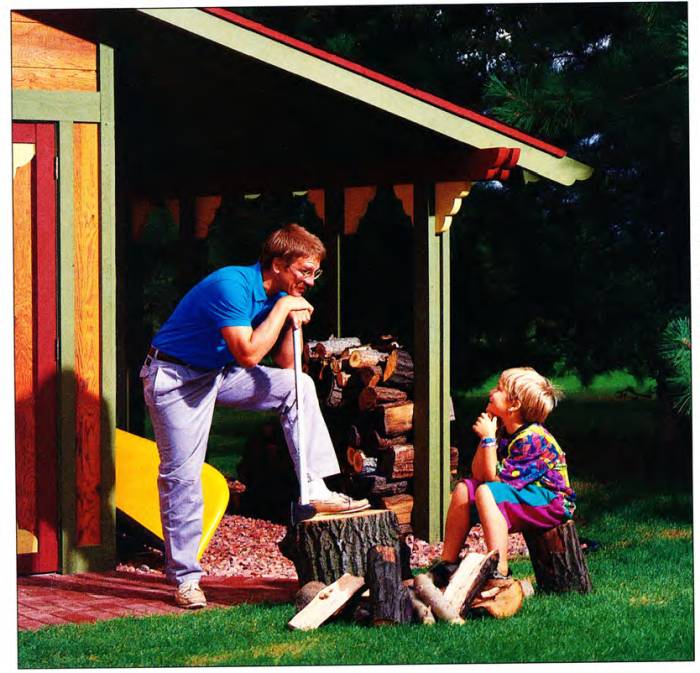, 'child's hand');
472,412,498,439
